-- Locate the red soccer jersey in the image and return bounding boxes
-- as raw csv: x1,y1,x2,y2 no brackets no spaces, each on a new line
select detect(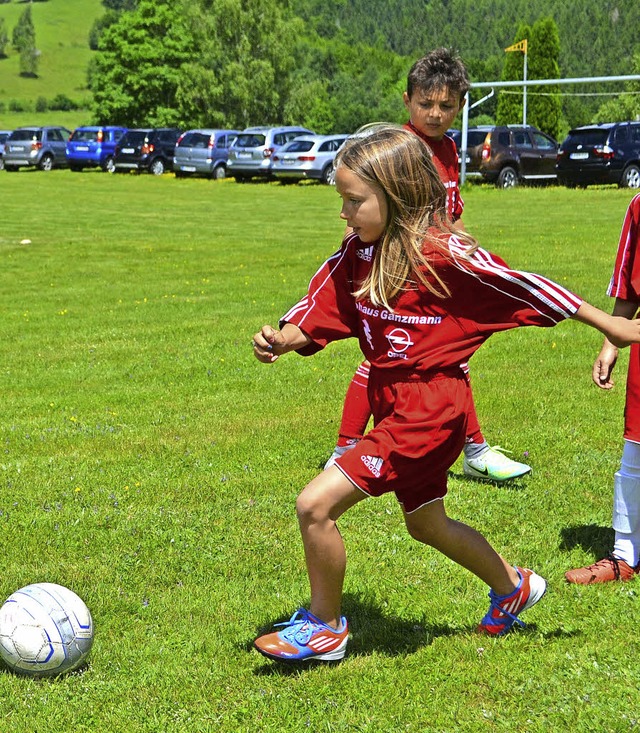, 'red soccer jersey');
404,122,464,222
608,193,640,302
282,232,582,372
